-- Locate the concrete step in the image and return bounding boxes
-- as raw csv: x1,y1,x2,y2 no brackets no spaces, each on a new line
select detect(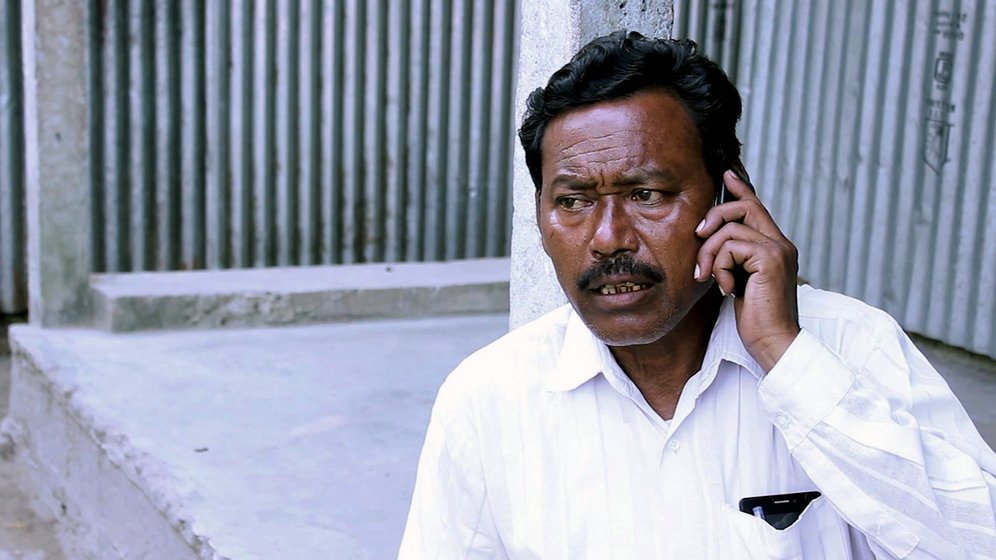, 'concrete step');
91,258,510,332
3,314,508,559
